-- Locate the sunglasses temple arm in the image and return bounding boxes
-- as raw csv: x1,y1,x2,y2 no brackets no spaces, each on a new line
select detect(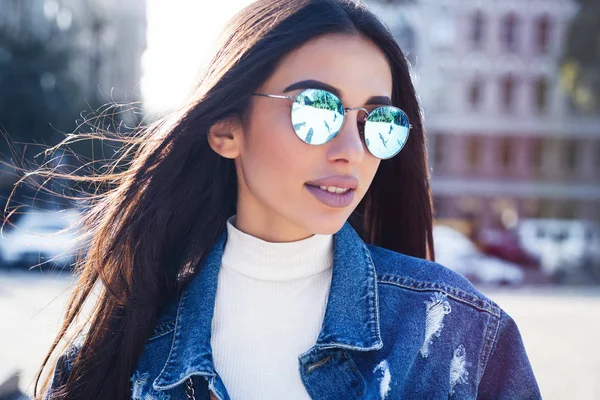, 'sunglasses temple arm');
253,93,295,101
